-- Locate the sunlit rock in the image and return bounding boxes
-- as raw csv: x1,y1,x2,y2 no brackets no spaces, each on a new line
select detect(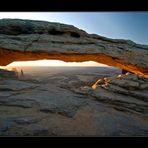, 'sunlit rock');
92,77,110,89
90,73,148,114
